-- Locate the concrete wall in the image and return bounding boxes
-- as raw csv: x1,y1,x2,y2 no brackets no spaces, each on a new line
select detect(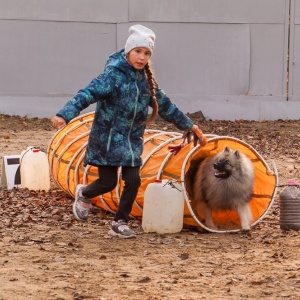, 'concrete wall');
0,0,296,120
289,0,300,102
